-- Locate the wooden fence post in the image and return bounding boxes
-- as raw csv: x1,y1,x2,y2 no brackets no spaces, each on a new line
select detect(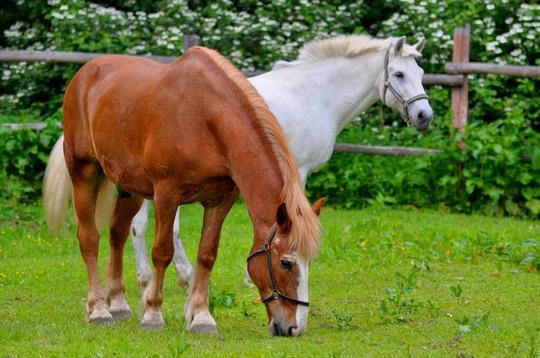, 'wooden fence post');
183,34,199,51
450,25,470,143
